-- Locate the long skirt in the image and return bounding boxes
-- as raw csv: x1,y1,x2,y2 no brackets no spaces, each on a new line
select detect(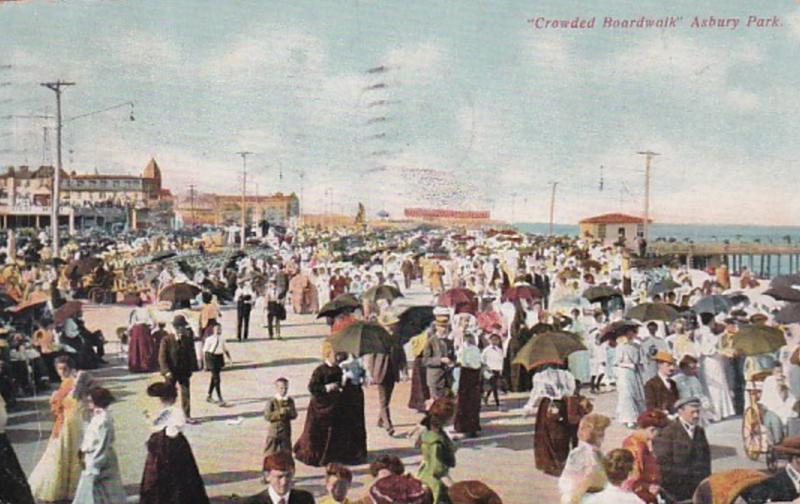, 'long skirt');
0,433,35,504
701,355,735,421
294,390,366,466
140,430,209,504
408,357,430,412
28,407,83,502
72,448,126,504
454,367,481,434
615,367,645,424
335,383,368,465
128,324,156,372
534,398,575,476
